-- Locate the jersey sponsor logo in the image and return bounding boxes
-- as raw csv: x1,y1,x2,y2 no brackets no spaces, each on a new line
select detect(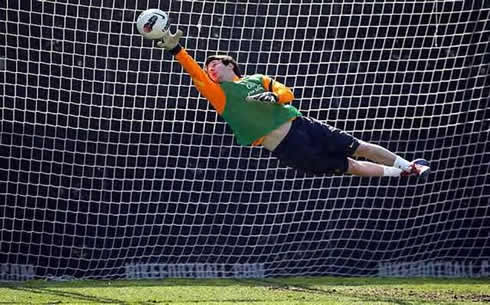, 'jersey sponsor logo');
244,82,263,96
